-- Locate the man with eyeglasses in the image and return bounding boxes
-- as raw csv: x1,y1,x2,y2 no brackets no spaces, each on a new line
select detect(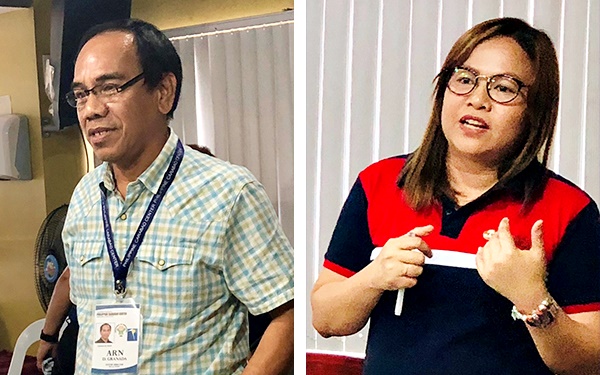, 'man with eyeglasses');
51,19,293,375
